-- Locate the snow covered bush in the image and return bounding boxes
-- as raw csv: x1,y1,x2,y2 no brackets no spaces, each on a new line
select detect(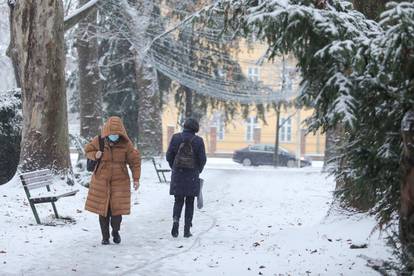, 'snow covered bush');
0,89,21,184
